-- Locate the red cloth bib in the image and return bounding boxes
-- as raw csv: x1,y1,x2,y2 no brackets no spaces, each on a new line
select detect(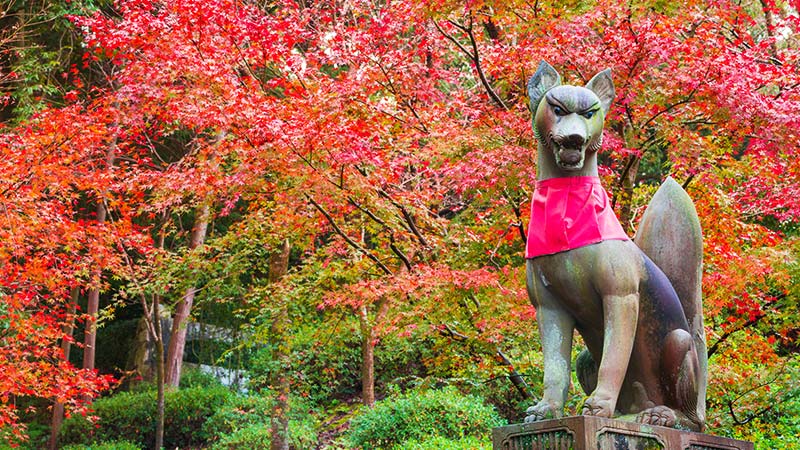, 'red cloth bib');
526,176,629,259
